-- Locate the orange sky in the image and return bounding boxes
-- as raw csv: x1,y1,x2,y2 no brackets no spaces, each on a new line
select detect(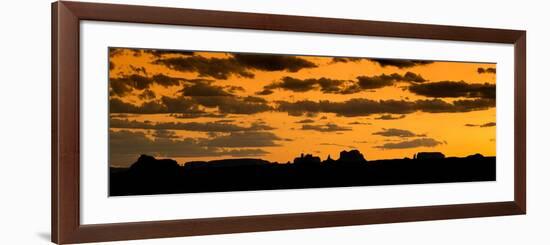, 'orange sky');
108,48,496,167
